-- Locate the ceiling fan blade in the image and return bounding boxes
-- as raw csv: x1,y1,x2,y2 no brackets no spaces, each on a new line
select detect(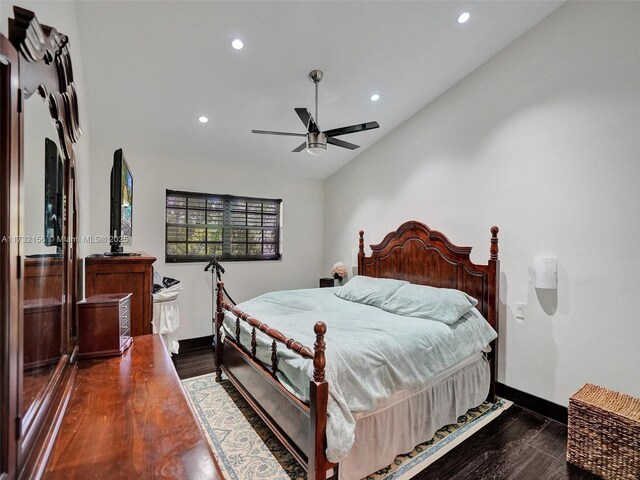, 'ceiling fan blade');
294,108,319,133
251,129,306,137
324,121,380,137
327,137,360,150
292,142,307,153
